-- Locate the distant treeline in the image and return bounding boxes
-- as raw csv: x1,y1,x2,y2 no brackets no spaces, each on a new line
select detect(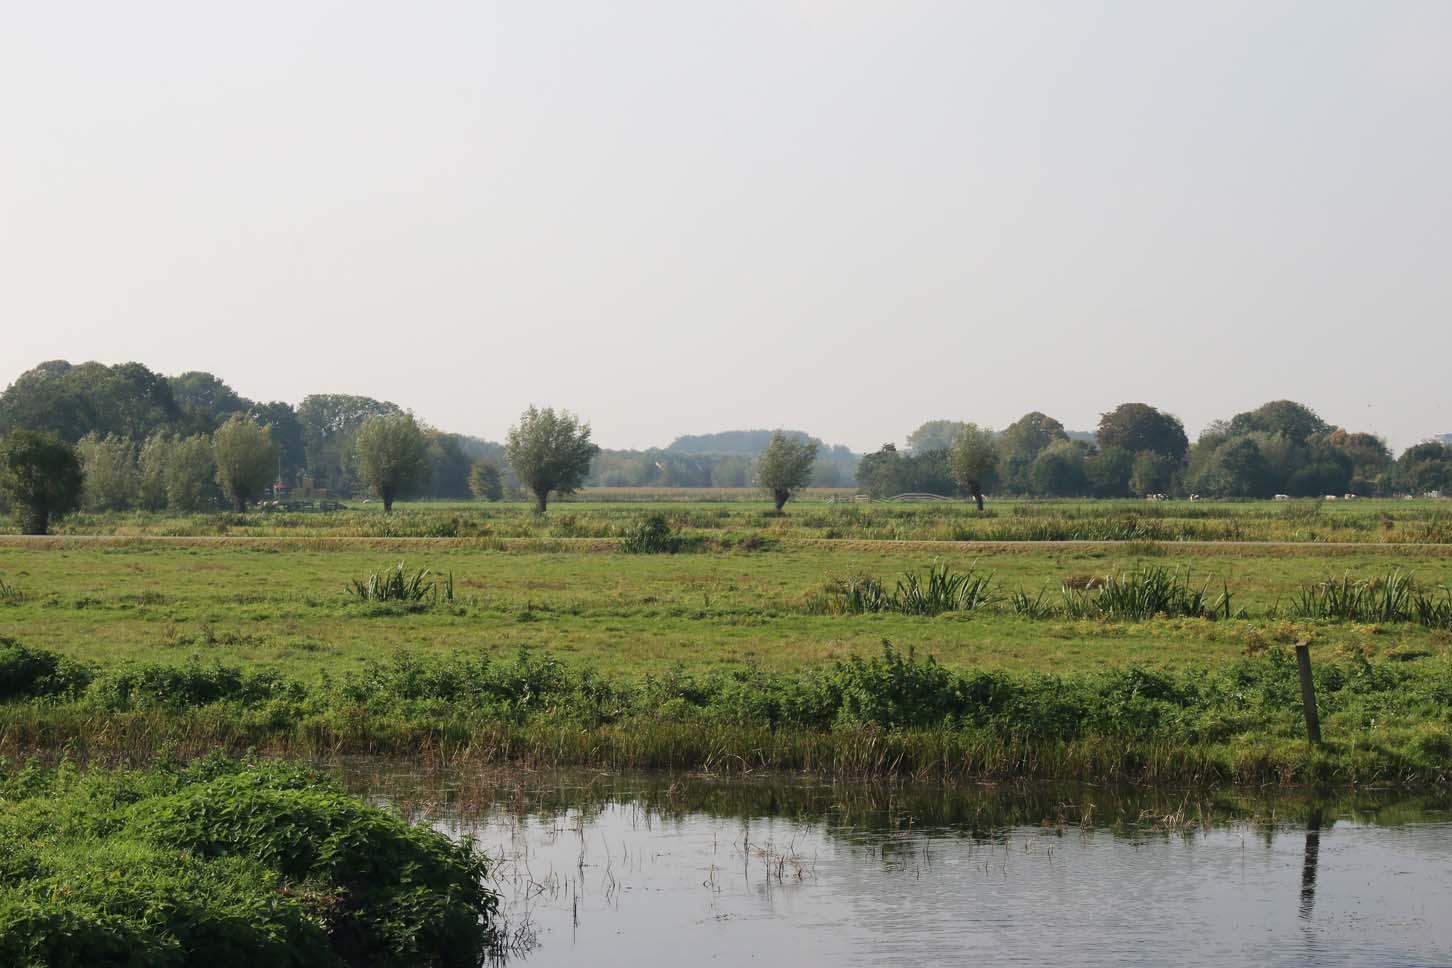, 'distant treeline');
859,404,1451,500
1,360,1449,506
0,361,855,505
